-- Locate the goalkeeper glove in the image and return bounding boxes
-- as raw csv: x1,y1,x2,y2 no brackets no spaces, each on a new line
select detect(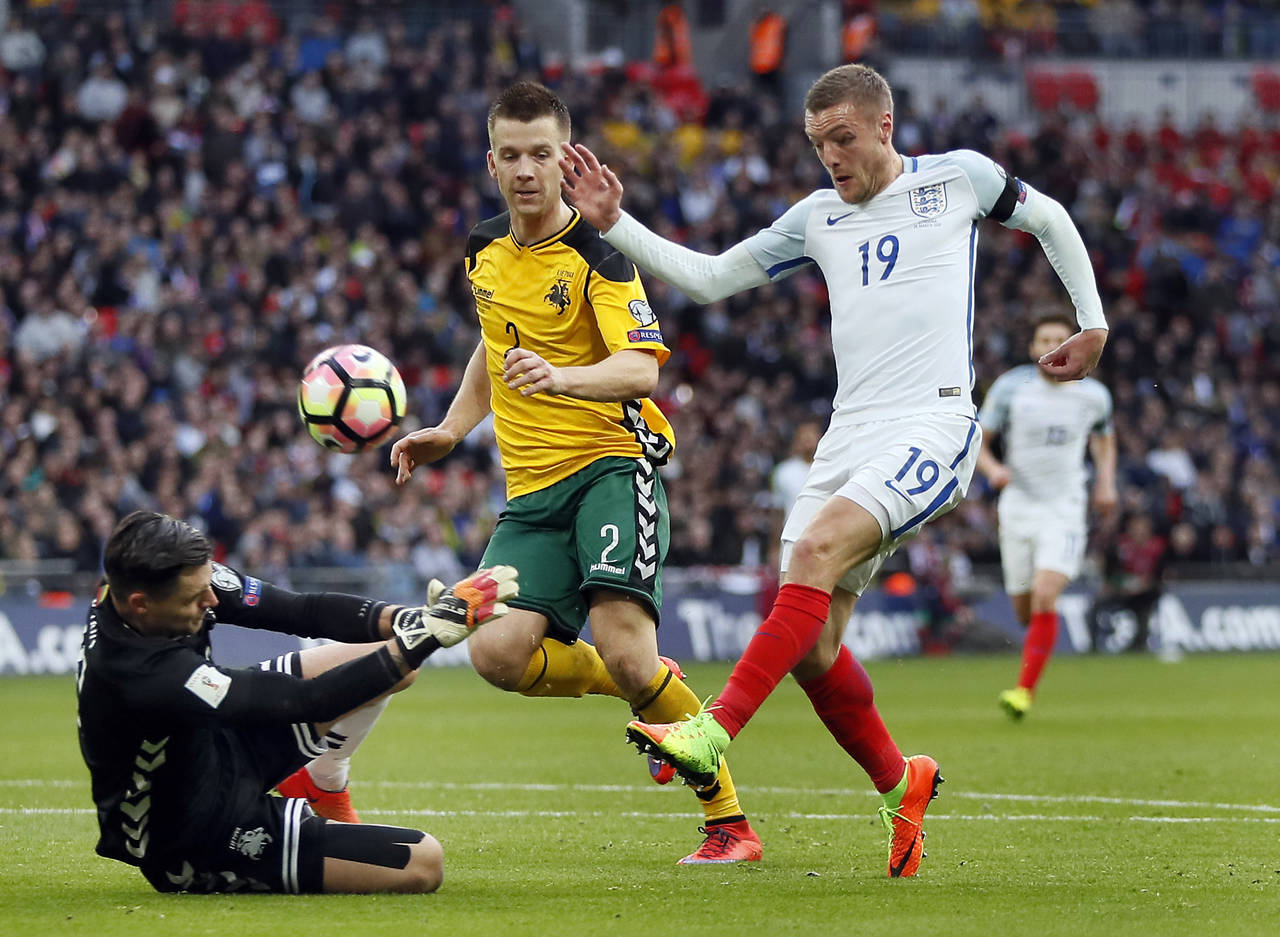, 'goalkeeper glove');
391,565,519,667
